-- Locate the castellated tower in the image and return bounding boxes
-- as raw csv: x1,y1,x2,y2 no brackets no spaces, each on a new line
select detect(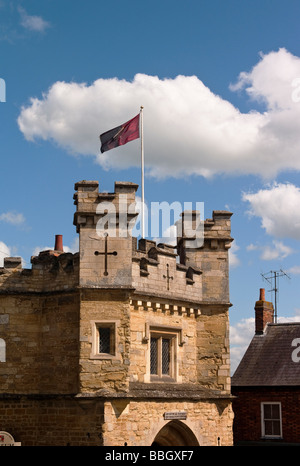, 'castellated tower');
177,209,232,303
0,179,234,447
74,180,139,288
